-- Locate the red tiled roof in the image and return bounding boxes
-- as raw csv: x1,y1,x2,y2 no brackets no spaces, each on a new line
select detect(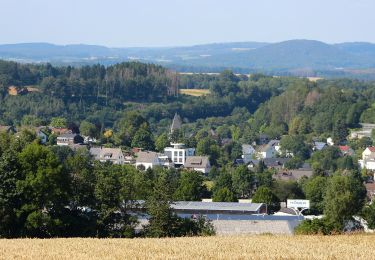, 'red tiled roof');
339,146,350,151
